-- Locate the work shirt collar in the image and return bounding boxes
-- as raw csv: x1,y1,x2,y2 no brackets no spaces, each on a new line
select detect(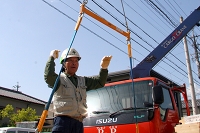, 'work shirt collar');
64,73,77,78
